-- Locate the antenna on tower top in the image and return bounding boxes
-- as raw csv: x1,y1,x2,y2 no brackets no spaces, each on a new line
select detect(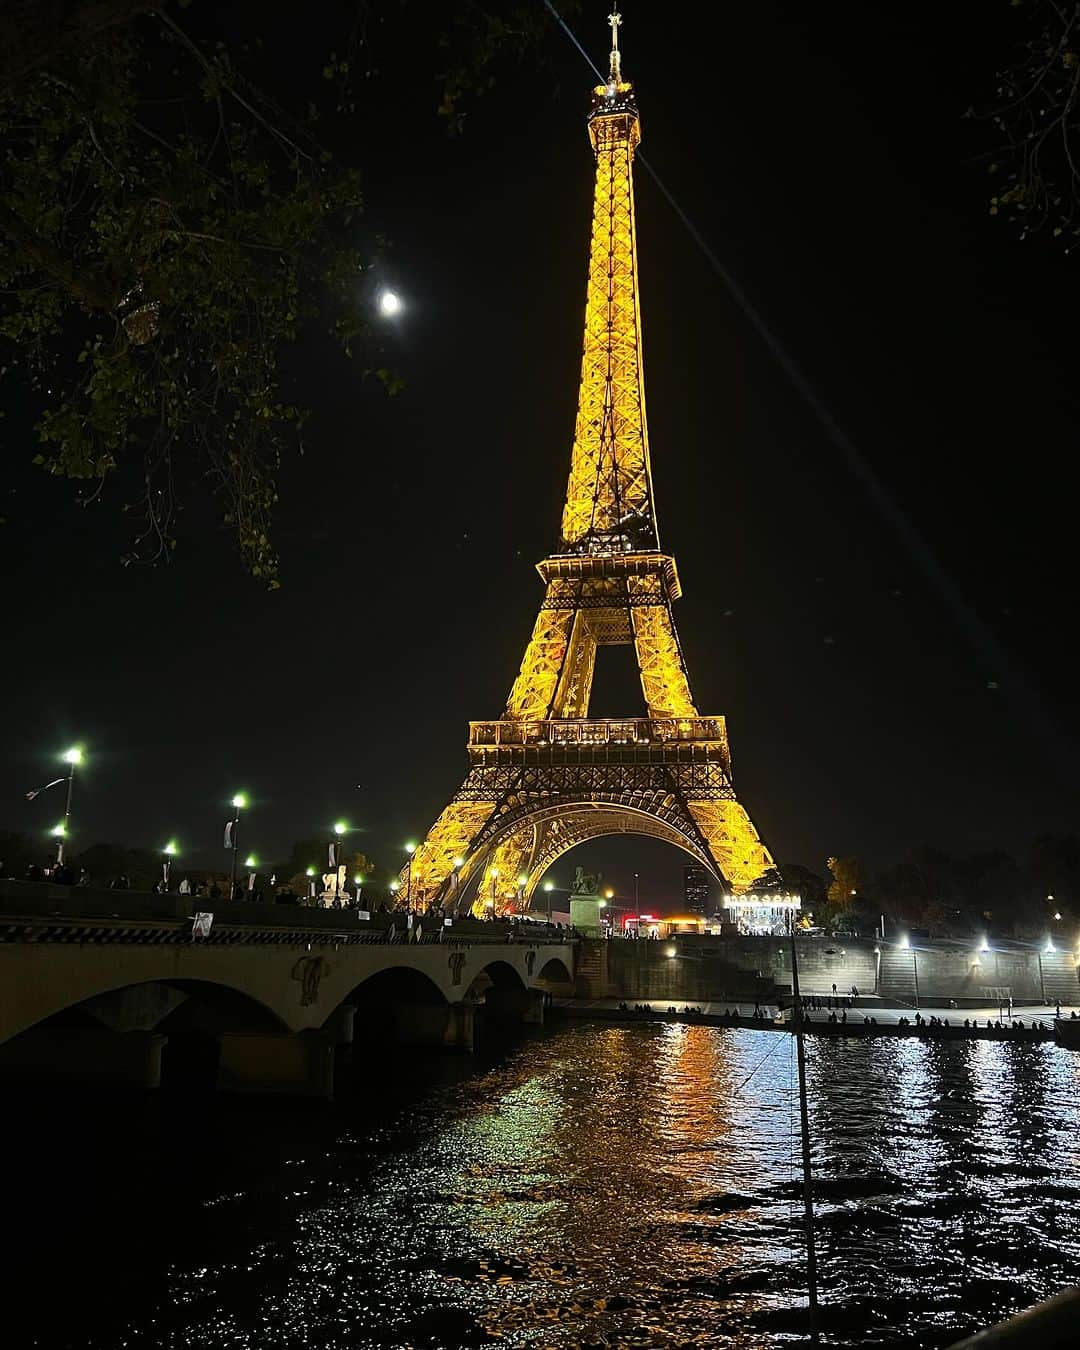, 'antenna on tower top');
608,9,622,83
